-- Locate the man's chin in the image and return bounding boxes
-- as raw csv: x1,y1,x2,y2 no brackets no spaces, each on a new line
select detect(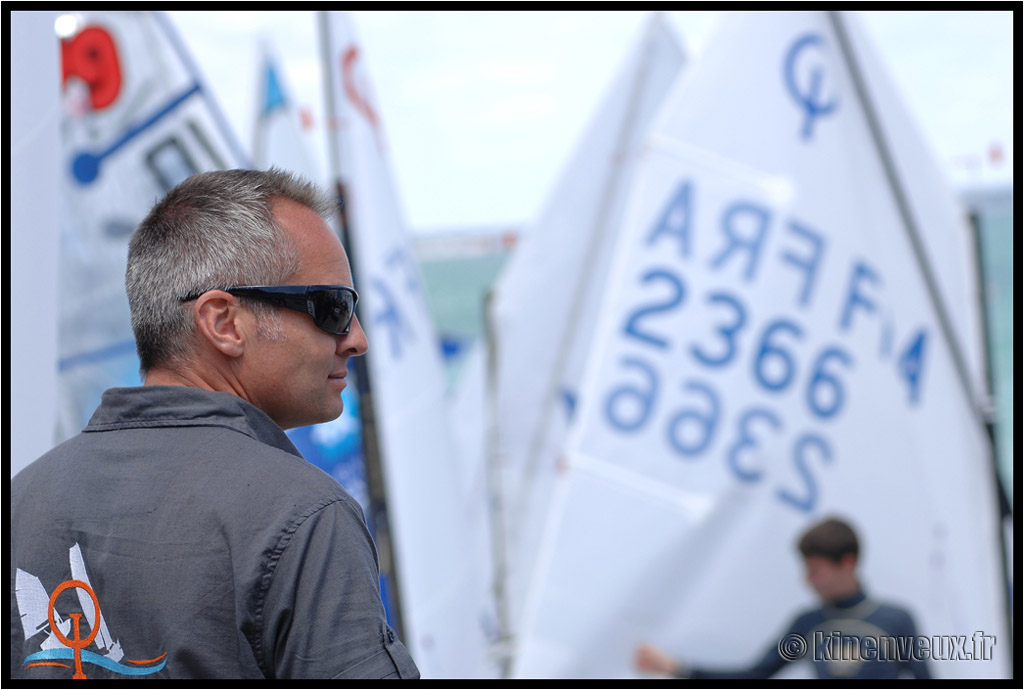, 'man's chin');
319,401,346,426
276,404,345,431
